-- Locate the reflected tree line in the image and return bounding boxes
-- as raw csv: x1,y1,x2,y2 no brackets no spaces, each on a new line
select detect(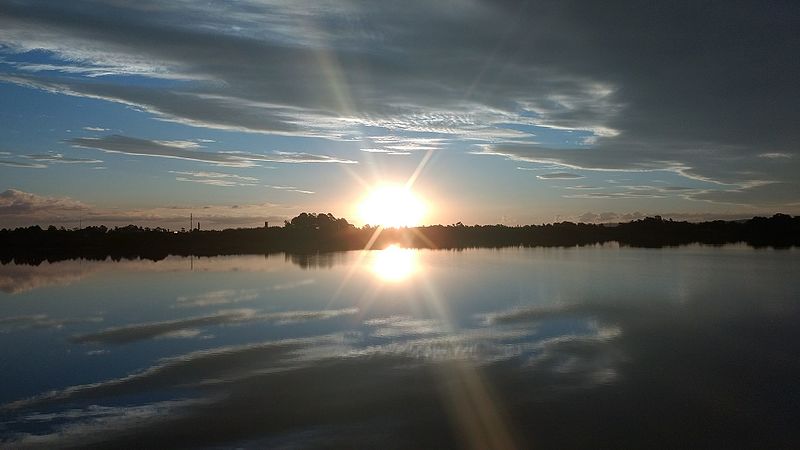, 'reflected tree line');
1,213,798,265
